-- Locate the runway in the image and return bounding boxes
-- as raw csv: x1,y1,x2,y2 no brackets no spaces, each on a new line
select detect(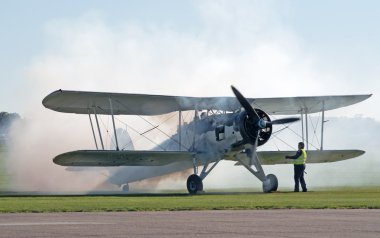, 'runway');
1,210,380,237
